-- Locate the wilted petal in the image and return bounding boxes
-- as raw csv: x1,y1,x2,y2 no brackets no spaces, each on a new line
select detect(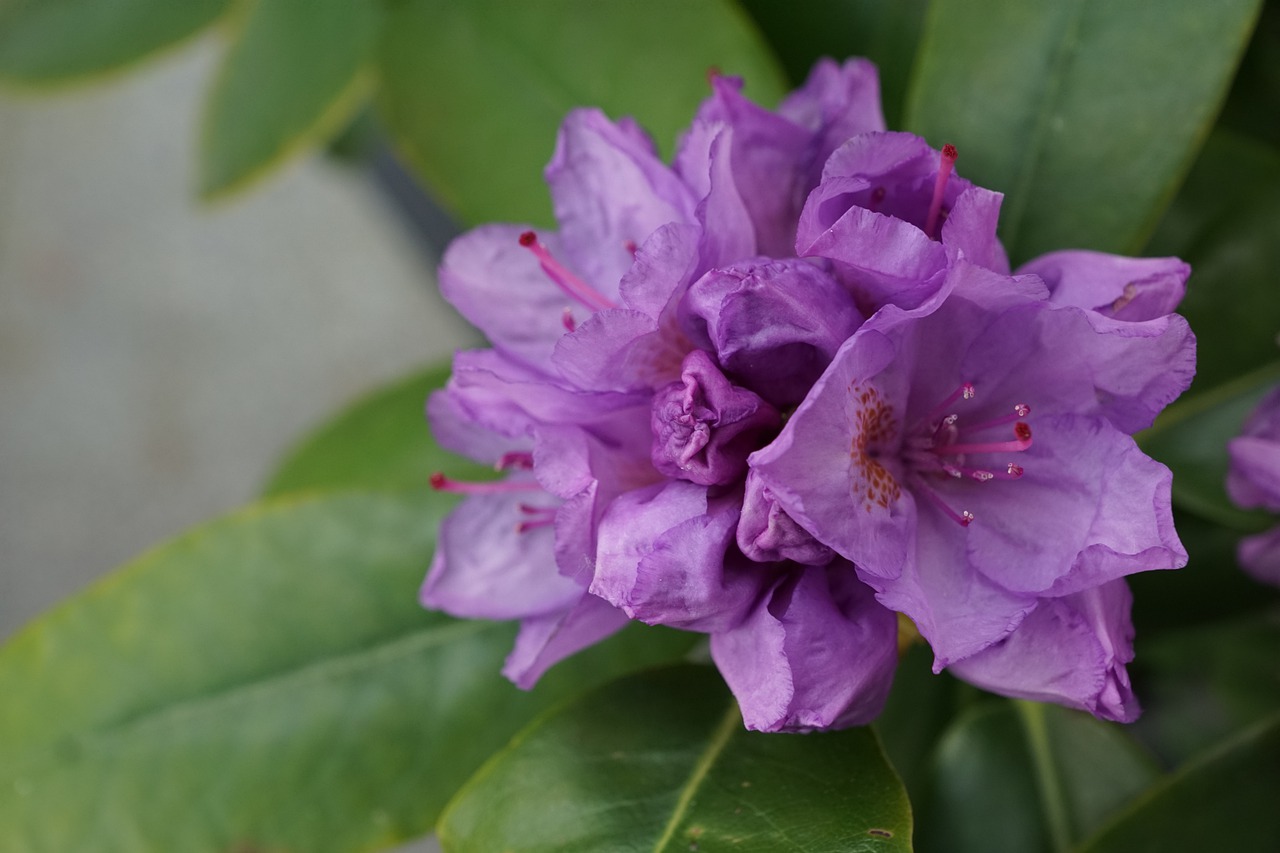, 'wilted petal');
710,563,898,732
